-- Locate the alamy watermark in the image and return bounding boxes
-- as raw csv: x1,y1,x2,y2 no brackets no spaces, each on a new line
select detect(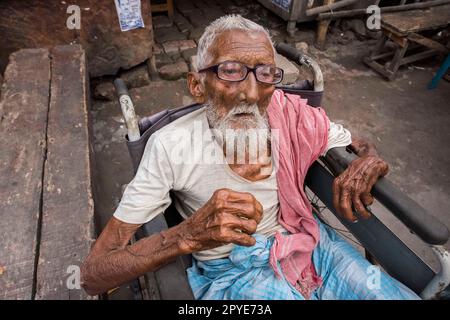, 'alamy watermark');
65,263,382,292
66,265,81,290
66,5,81,30
366,265,381,290
366,5,381,31
157,121,280,176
